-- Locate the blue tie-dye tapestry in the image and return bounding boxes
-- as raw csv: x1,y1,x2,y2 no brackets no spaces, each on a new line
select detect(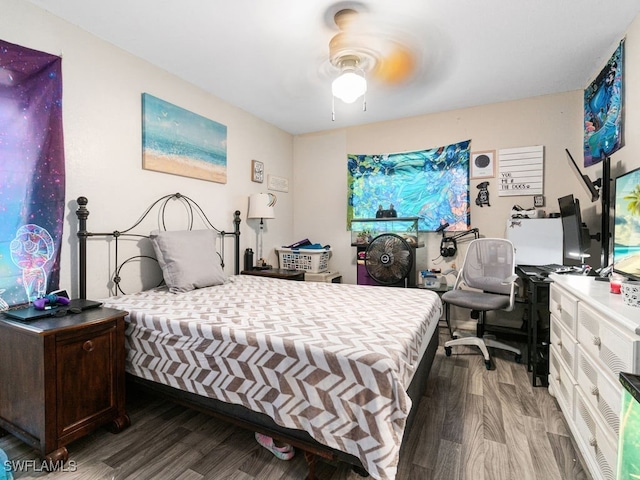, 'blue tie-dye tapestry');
0,40,65,309
347,140,471,231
